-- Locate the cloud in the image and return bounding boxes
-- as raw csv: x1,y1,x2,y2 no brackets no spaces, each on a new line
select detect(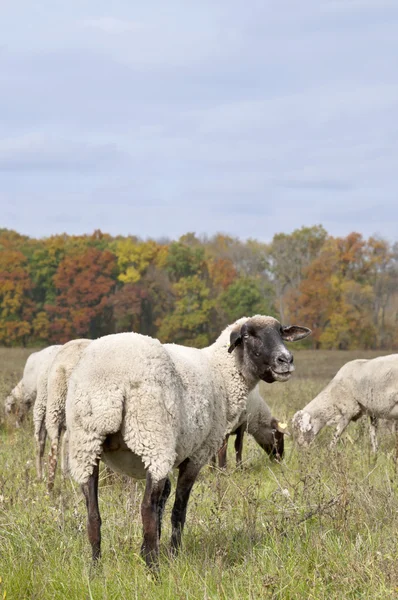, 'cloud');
0,0,397,243
80,17,144,35
0,133,129,173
